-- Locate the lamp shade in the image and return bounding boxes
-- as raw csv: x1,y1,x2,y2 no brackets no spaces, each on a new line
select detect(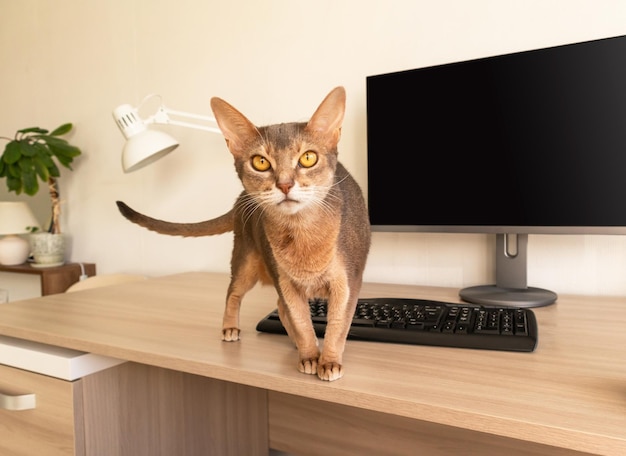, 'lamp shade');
0,201,40,265
122,129,179,173
0,201,39,235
